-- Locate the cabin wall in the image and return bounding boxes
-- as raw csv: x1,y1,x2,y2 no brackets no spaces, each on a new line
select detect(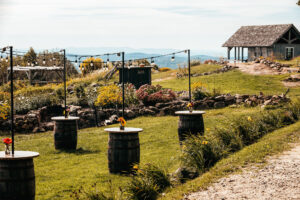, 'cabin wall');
273,44,300,60
248,47,274,61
